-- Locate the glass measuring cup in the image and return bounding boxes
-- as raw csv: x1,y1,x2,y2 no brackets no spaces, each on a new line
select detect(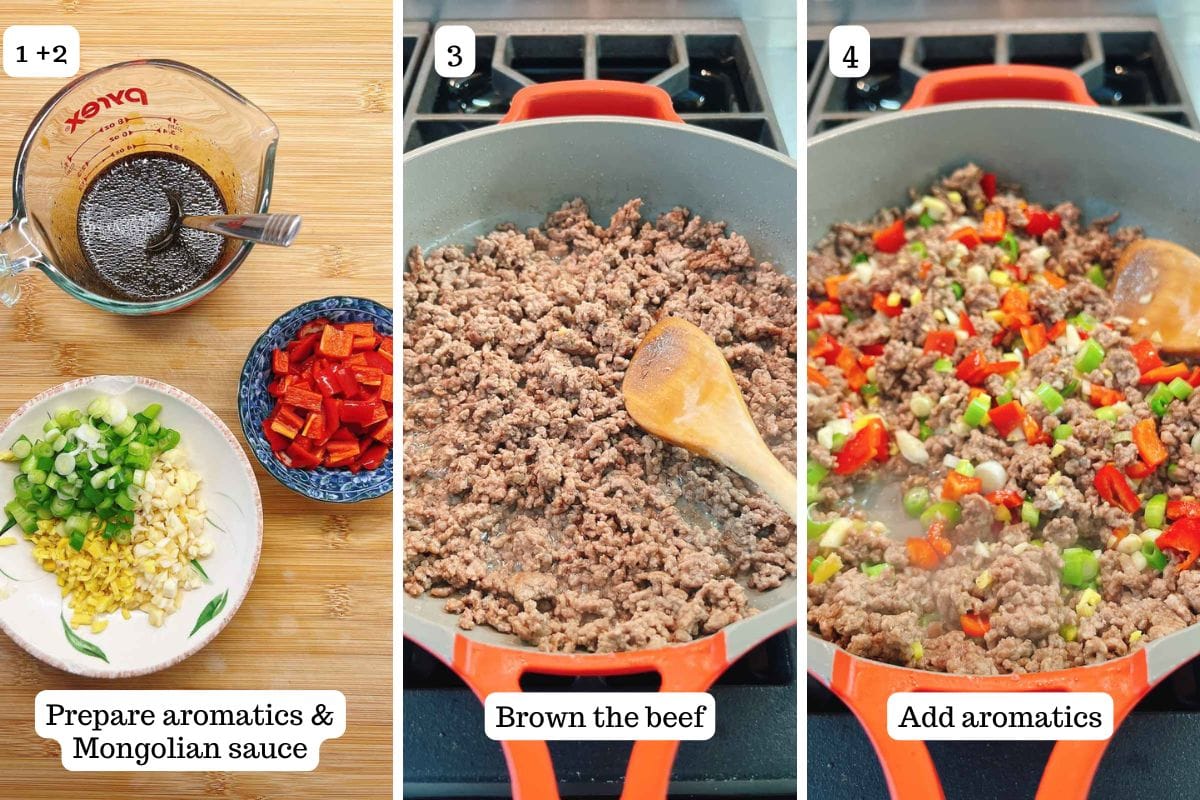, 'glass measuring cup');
0,59,278,314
